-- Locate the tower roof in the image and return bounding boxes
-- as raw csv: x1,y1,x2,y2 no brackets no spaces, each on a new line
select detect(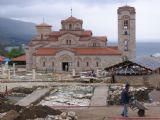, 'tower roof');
118,5,136,14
